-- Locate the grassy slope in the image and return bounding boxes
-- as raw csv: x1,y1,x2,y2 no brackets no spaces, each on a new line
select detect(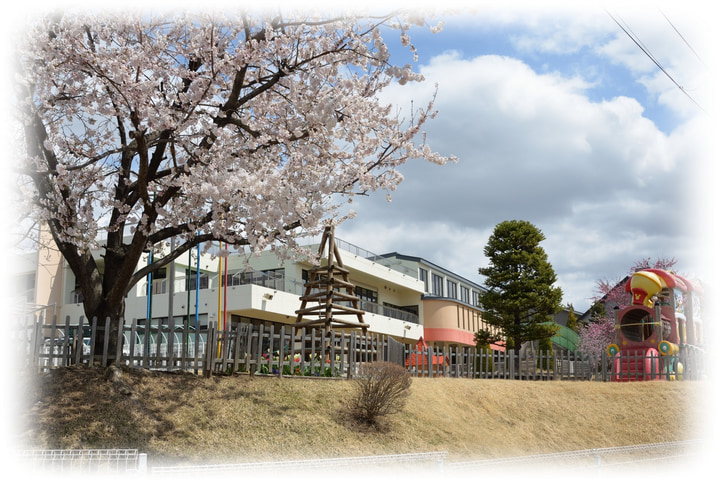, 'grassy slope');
16,365,705,466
